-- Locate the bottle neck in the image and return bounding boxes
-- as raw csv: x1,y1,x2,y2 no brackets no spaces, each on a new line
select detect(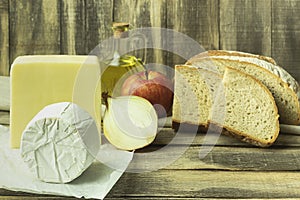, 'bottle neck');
108,22,146,67
112,22,130,38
